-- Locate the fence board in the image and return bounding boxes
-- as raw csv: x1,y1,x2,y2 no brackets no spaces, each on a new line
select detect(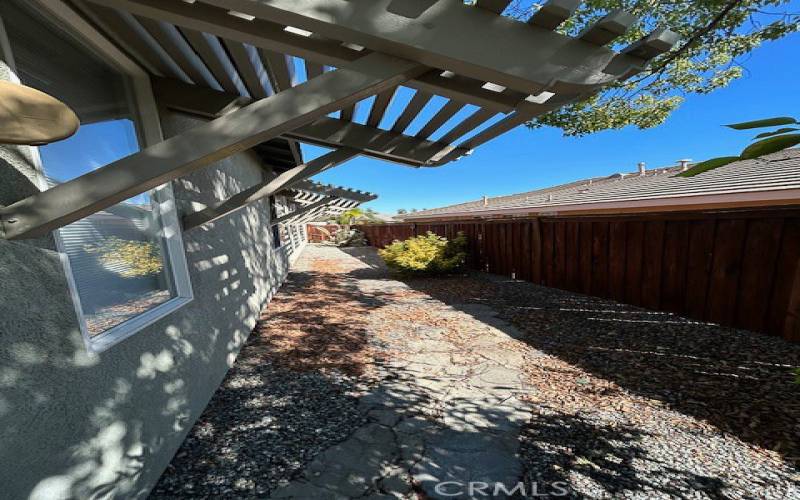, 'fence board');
521,222,532,281
542,222,555,286
660,220,690,314
624,221,644,306
554,221,567,289
706,219,748,326
767,218,800,337
736,219,783,333
684,219,717,320
591,221,610,298
608,221,627,301
565,221,580,292
641,221,666,310
531,218,542,284
579,221,593,294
